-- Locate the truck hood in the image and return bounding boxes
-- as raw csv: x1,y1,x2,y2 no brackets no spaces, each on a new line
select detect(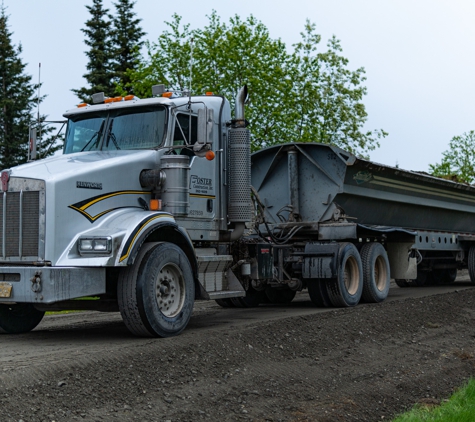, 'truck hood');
8,150,161,182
